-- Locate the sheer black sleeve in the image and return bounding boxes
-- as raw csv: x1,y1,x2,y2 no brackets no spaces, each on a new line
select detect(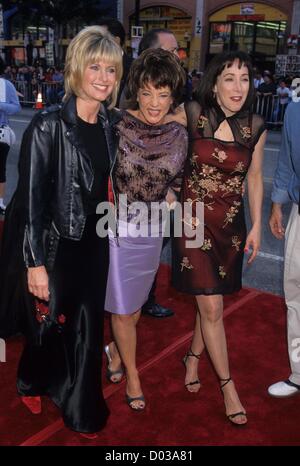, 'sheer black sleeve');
251,114,266,148
184,100,202,137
